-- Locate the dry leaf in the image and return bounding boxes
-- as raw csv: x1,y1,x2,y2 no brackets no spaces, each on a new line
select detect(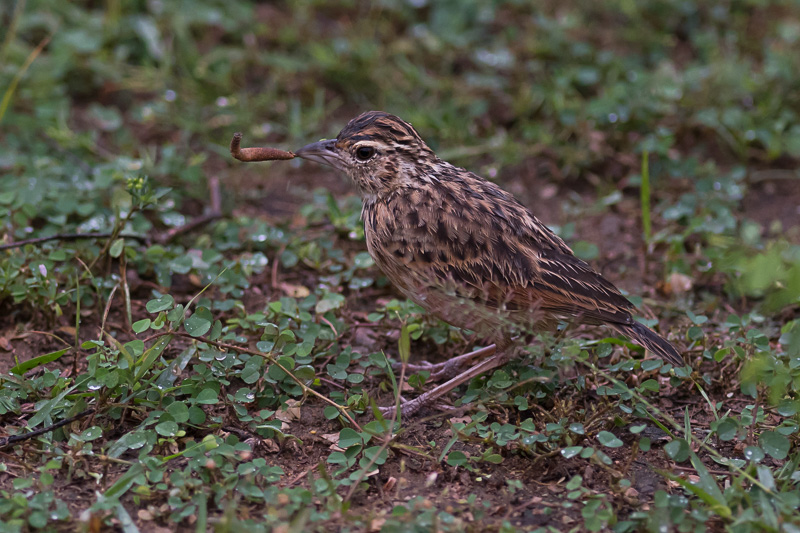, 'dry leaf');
262,439,280,453
320,433,339,444
275,399,301,422
278,282,311,298
659,272,693,296
58,326,76,337
0,337,12,351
